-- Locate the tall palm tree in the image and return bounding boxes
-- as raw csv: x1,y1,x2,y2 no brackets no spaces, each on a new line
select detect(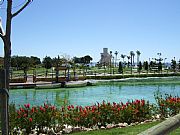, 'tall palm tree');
114,51,118,67
109,51,112,74
136,50,141,66
121,54,126,65
130,51,135,74
127,56,131,68
130,51,135,66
